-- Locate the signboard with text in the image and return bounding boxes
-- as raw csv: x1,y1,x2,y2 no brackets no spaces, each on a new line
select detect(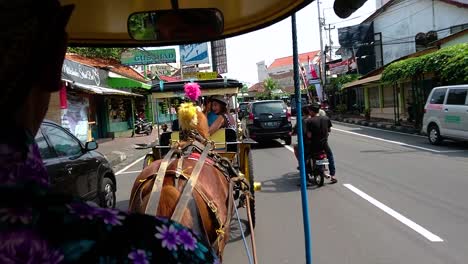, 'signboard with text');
184,72,218,80
120,49,176,65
